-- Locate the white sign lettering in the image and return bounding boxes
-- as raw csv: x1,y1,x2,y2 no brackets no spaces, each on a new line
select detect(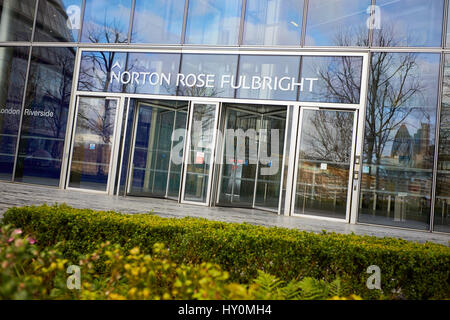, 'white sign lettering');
110,63,318,93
